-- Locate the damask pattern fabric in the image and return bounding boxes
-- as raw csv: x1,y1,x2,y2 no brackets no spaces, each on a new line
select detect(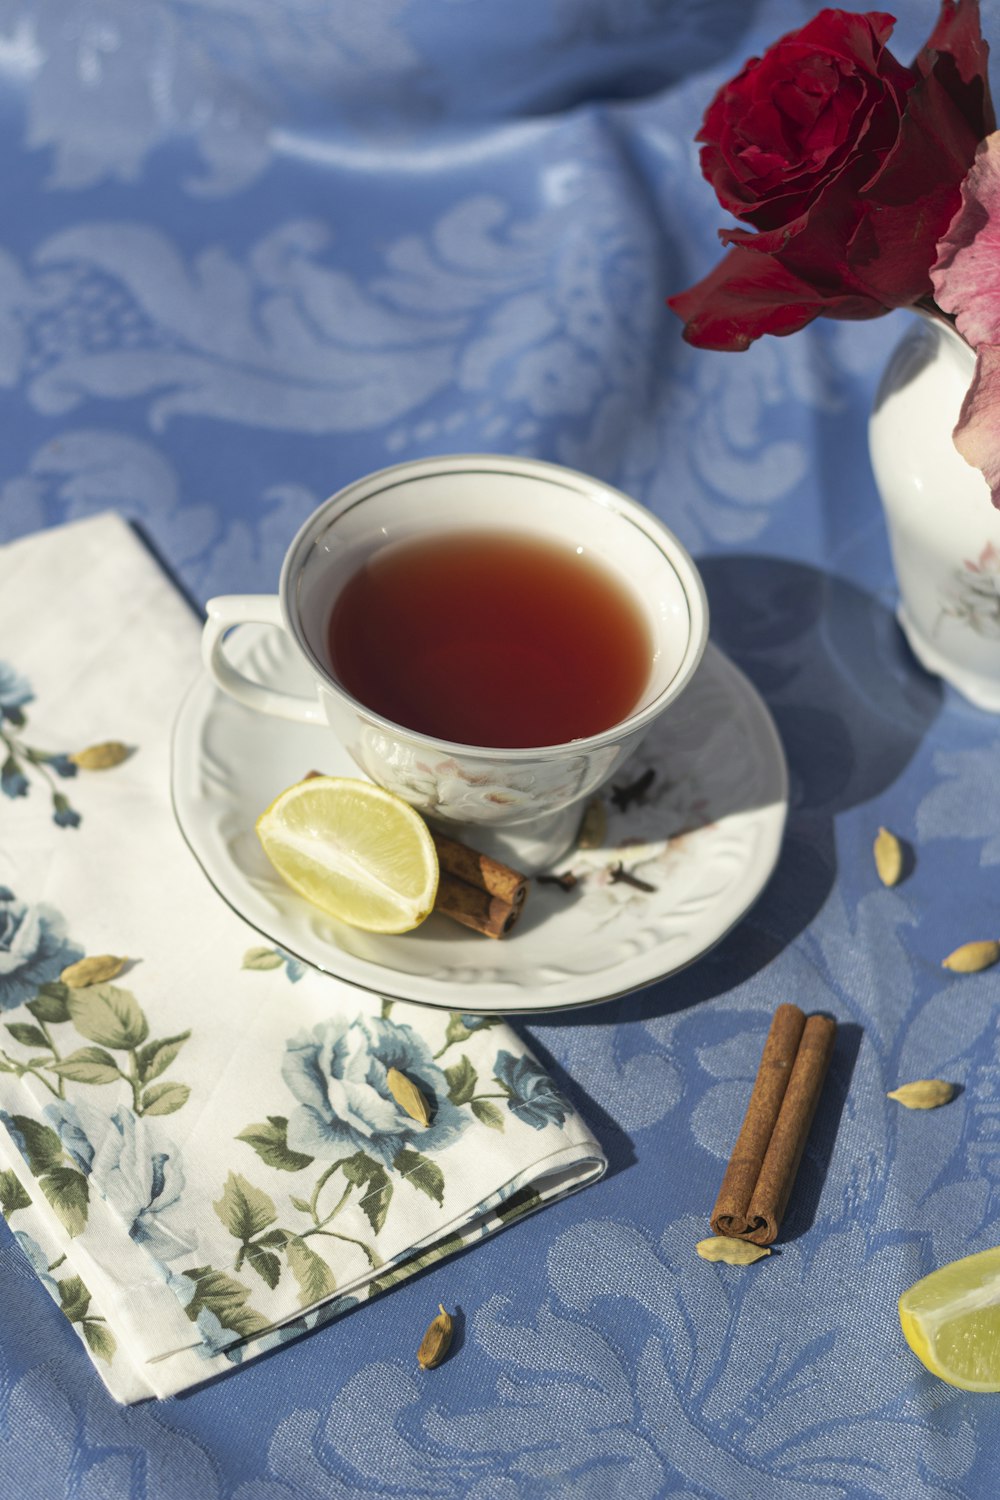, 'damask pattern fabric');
2,0,1000,1494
